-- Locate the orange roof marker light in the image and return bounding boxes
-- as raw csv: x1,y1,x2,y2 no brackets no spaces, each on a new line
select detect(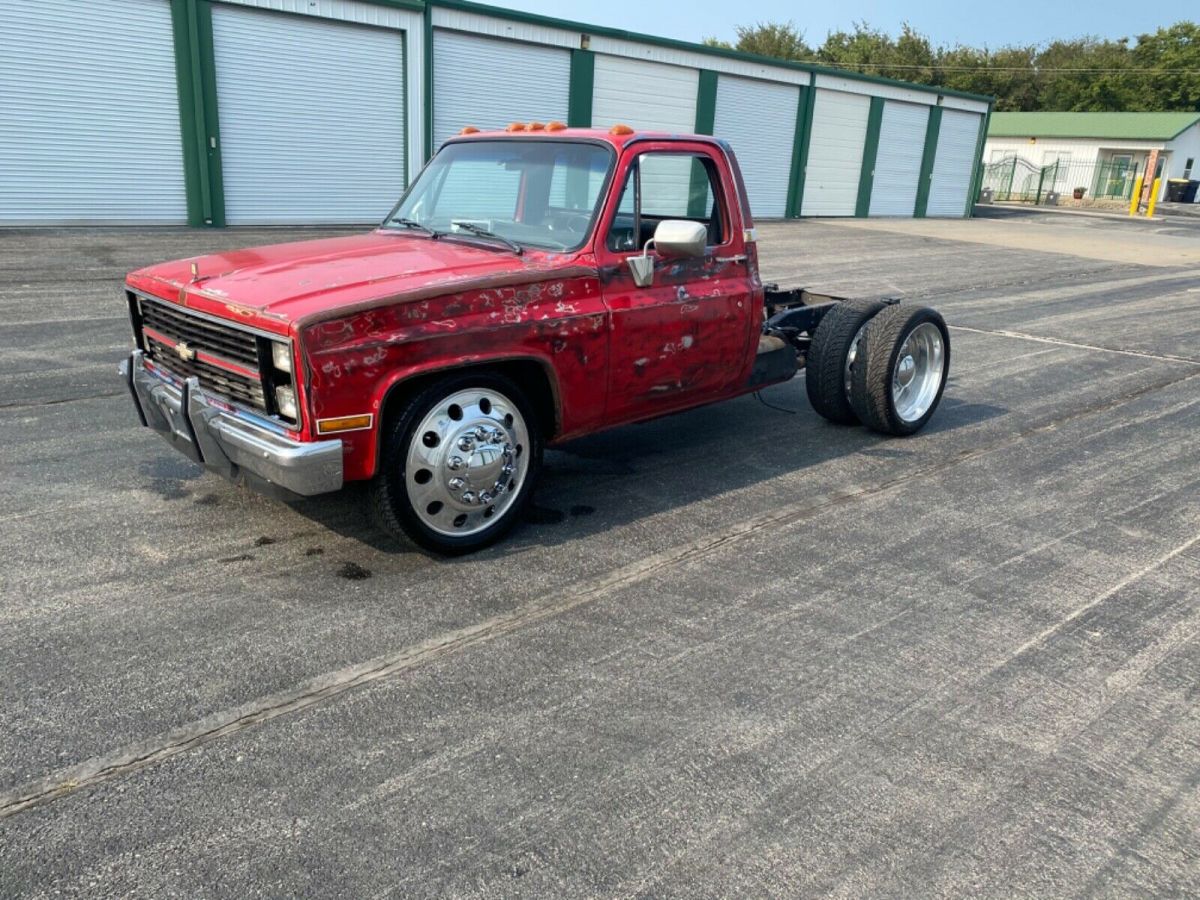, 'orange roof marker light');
546,121,567,132
609,123,635,136
458,125,480,135
525,121,546,131
506,122,527,132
